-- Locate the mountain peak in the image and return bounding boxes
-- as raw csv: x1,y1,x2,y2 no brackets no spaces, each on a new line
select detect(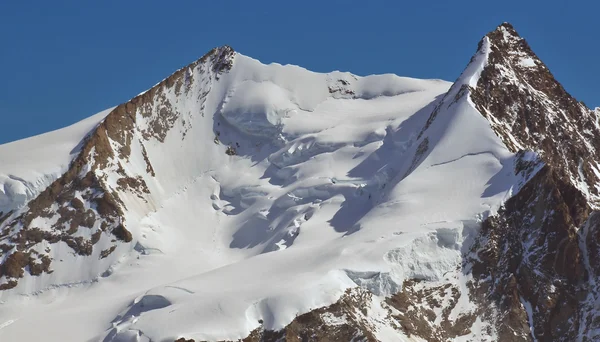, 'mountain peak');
469,23,600,206
459,22,600,340
203,45,236,68
0,43,239,291
484,22,540,68
492,22,518,36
